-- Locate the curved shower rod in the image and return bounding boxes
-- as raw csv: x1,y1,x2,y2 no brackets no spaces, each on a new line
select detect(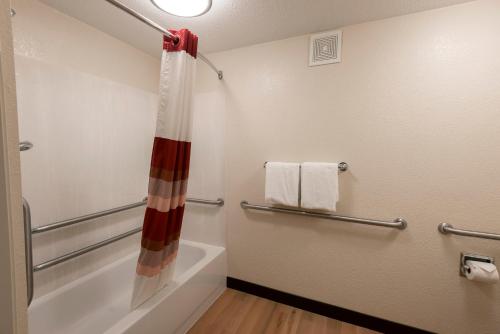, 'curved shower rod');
104,0,223,80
